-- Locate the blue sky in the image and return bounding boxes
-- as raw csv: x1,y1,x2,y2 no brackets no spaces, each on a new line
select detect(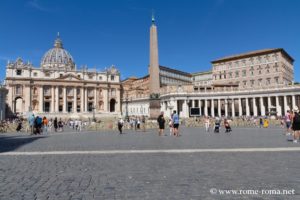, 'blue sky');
0,0,299,81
